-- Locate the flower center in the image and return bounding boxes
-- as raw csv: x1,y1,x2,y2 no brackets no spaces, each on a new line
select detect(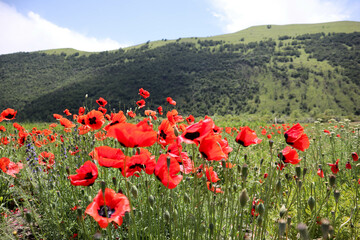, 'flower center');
184,131,200,140
98,205,115,218
89,117,97,125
